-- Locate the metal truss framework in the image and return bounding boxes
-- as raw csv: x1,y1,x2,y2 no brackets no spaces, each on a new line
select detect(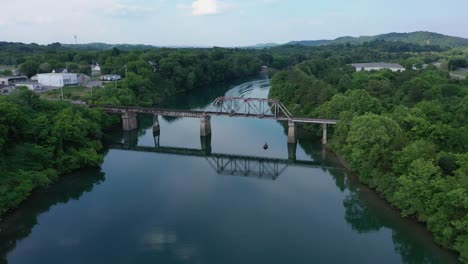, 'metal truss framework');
207,97,293,119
